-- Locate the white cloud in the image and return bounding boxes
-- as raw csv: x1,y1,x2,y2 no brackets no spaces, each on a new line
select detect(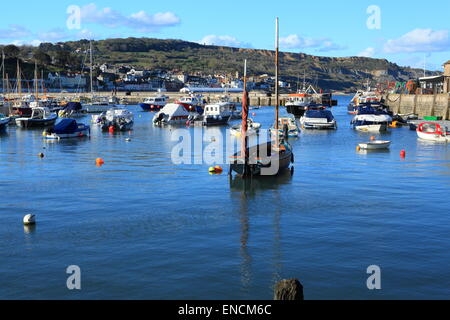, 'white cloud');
358,47,376,57
80,3,180,32
0,25,33,39
199,35,252,48
38,28,70,42
279,34,345,52
384,28,450,53
10,39,42,47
